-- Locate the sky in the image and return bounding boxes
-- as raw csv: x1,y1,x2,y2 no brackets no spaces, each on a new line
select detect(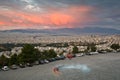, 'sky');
0,0,120,30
